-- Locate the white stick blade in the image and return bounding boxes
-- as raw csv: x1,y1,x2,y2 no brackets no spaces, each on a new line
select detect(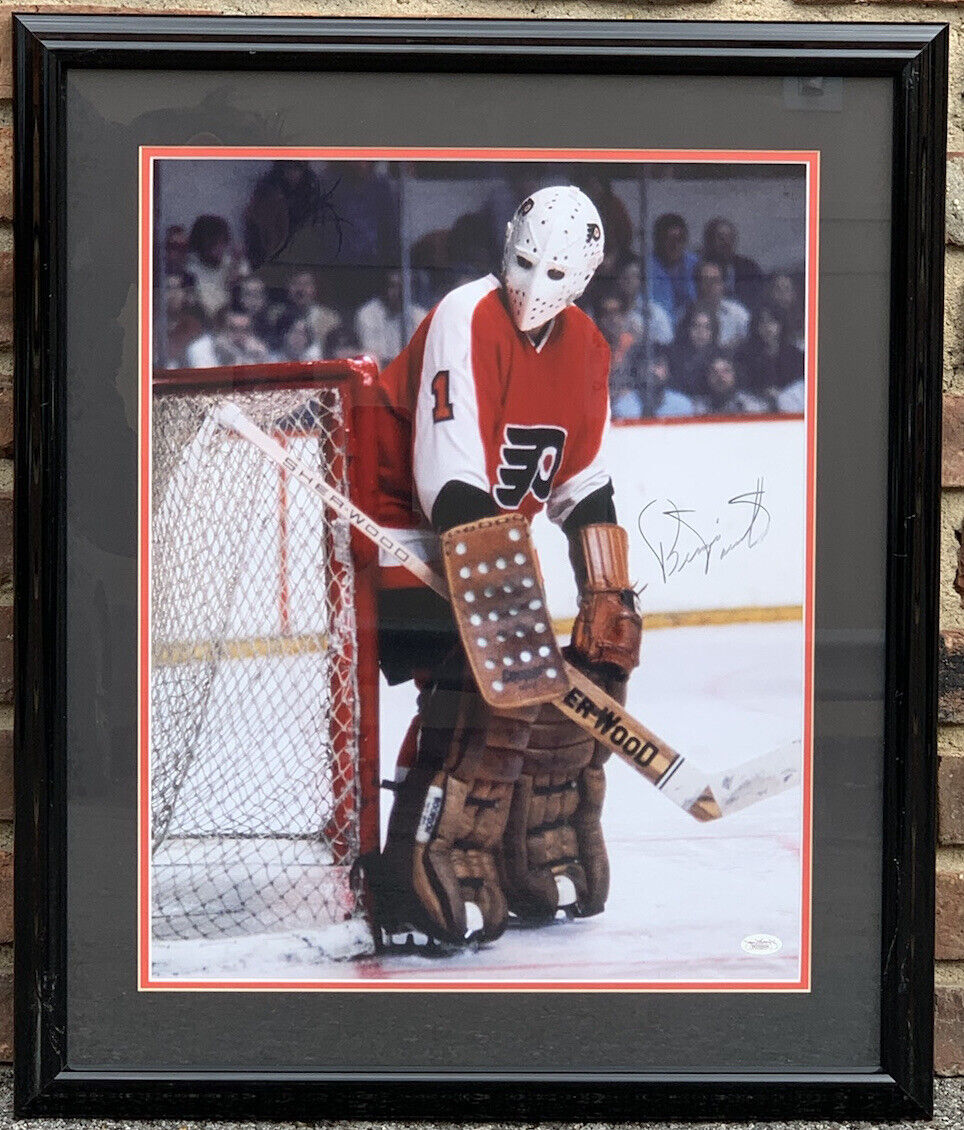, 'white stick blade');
711,739,803,816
